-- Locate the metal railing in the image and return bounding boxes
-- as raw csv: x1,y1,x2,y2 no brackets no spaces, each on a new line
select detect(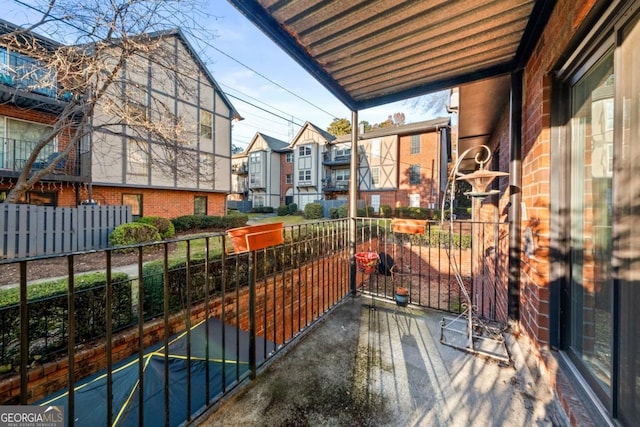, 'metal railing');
0,219,351,426
0,216,507,425
353,217,508,318
0,137,84,176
